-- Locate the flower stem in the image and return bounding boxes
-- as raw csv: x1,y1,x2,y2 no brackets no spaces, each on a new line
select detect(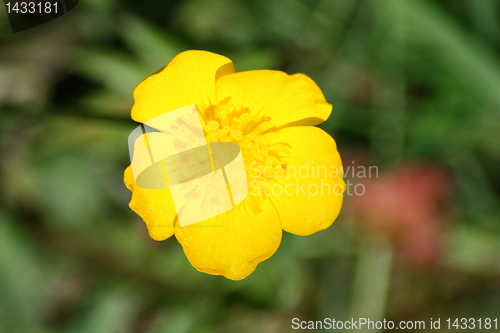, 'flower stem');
347,236,394,333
